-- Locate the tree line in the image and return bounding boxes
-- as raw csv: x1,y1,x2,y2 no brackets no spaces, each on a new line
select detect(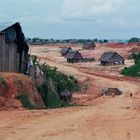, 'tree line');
26,37,108,45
